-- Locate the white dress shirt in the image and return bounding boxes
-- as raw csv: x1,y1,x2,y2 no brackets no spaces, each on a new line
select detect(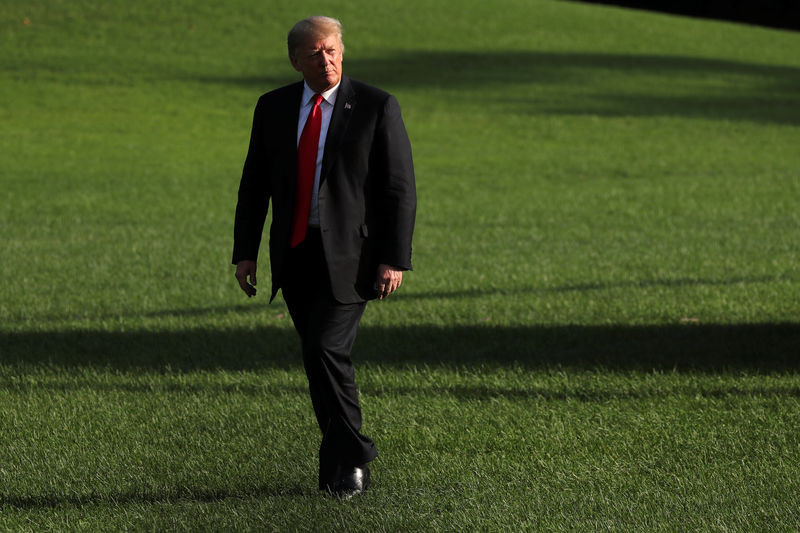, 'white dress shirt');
297,81,339,227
